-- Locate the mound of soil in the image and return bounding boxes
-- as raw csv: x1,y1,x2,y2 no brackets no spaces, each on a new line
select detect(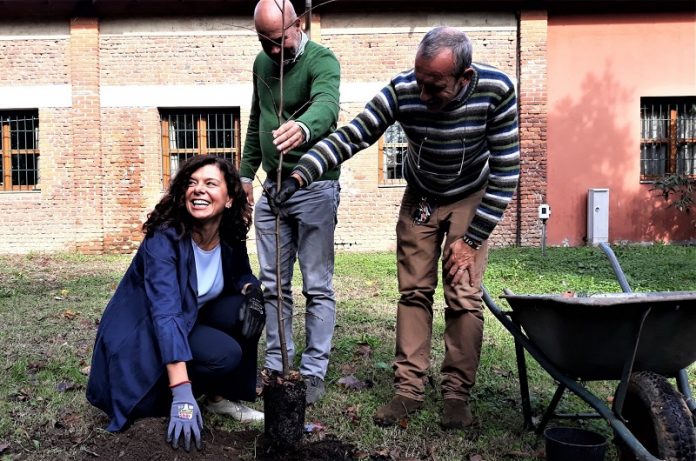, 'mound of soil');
79,418,357,460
